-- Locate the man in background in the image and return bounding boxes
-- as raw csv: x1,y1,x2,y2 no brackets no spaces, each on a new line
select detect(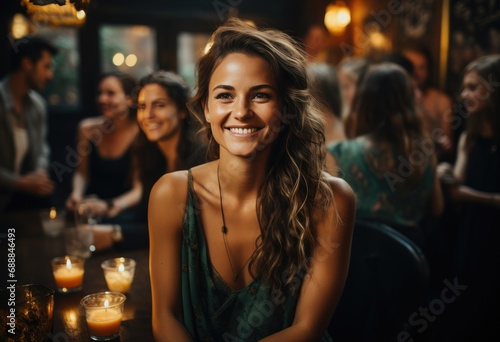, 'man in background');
0,36,57,225
403,45,454,161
